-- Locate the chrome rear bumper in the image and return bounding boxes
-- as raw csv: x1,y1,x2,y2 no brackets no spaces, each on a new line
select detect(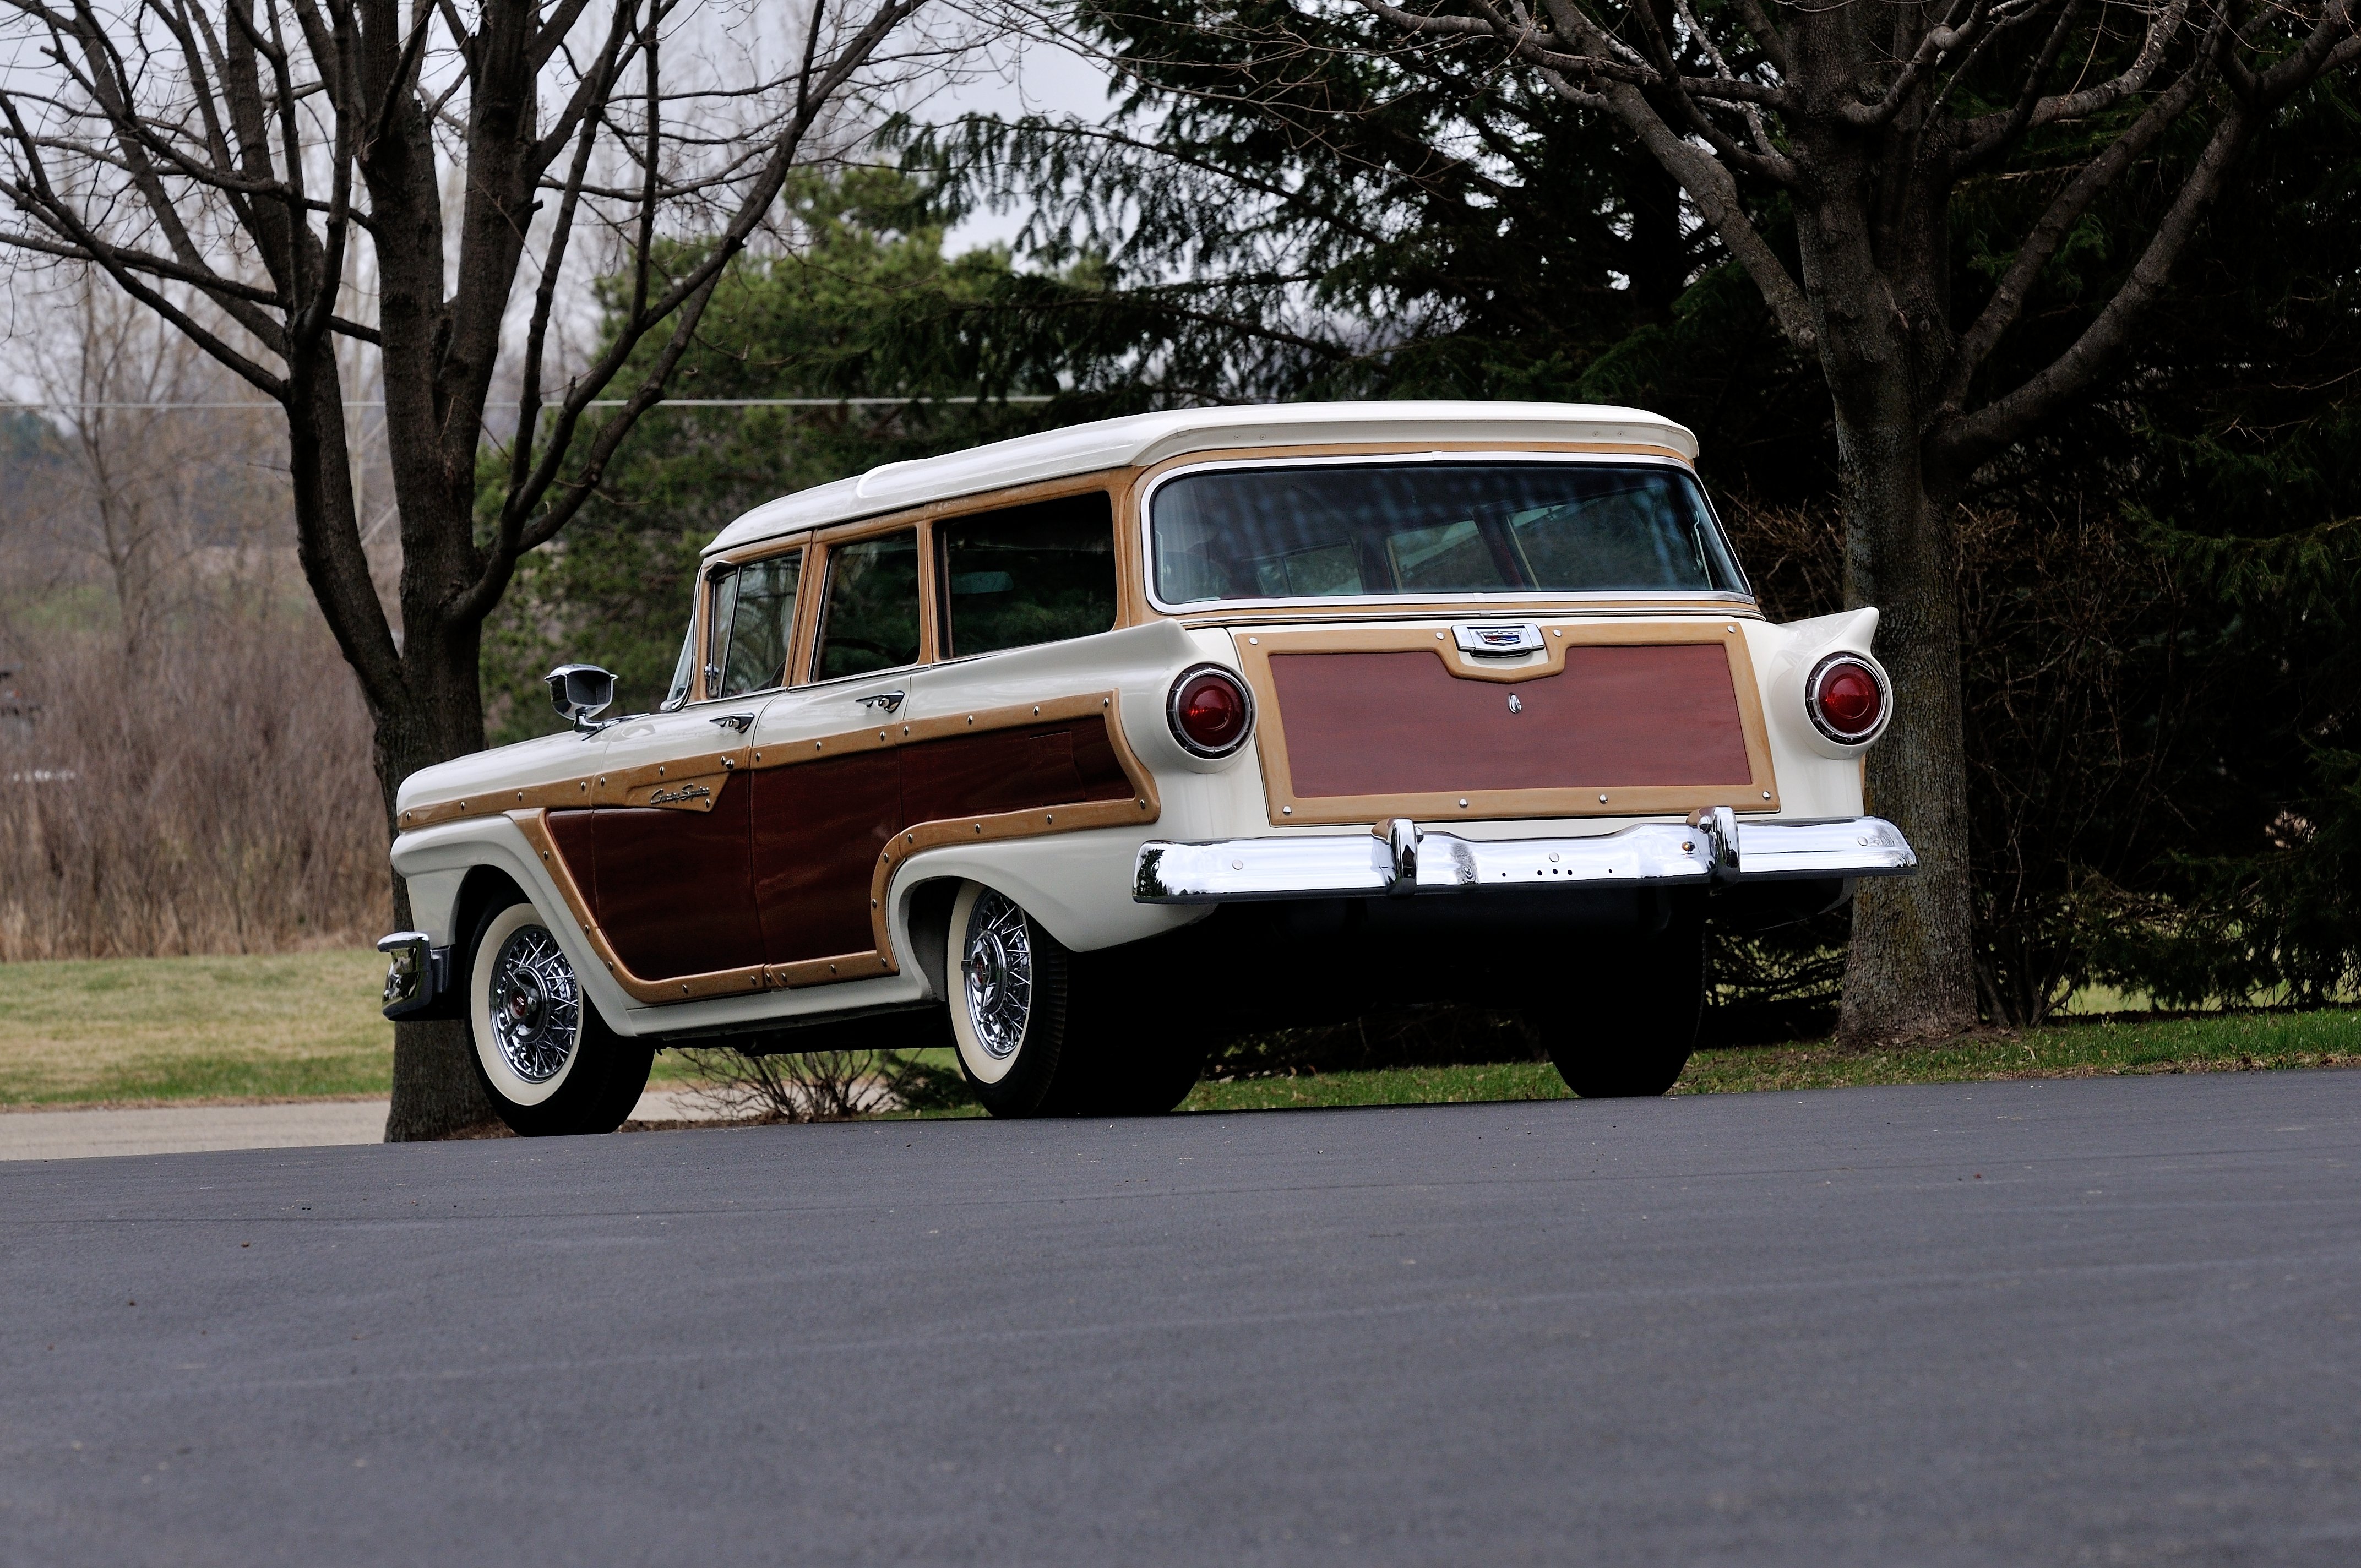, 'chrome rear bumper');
1132,812,1915,903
